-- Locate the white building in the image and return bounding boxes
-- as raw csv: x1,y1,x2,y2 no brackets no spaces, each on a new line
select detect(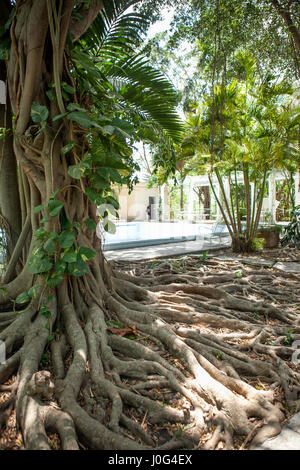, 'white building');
114,170,300,224
114,182,161,221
